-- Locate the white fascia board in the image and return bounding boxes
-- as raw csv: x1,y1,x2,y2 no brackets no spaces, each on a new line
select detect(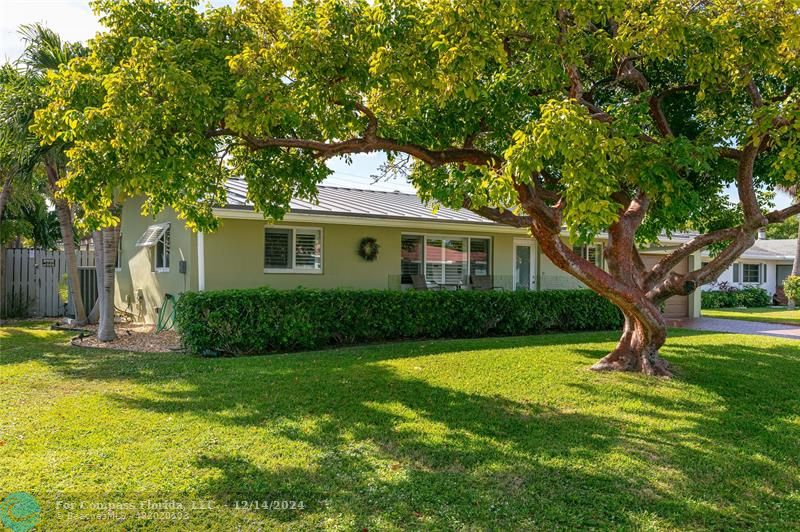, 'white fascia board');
700,250,794,261
213,207,698,244
213,208,531,235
